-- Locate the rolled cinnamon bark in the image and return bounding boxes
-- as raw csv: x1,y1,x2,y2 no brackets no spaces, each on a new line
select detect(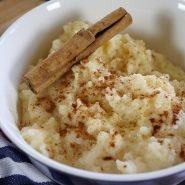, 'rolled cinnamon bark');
24,29,95,93
76,13,132,62
24,7,132,94
88,7,127,36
